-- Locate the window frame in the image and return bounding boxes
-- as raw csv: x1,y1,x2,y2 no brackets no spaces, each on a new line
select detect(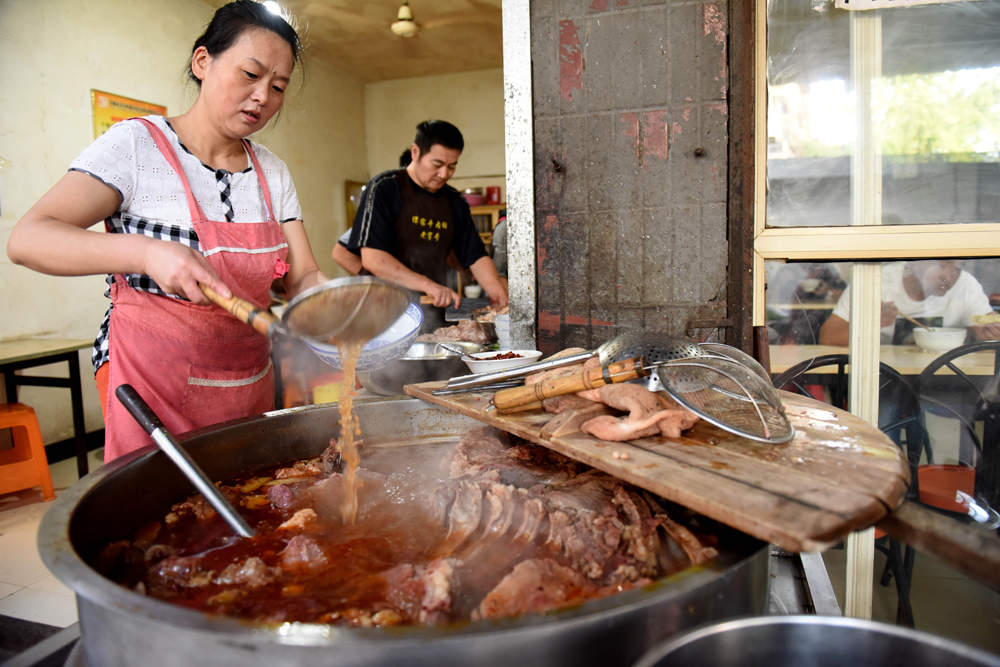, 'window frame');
752,0,1000,619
